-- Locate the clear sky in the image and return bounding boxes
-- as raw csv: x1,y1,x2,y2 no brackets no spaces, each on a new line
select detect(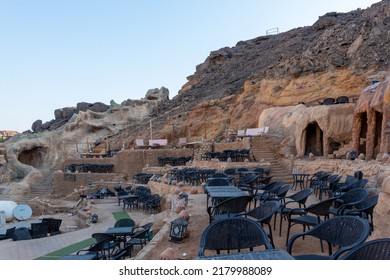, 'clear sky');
0,0,380,132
